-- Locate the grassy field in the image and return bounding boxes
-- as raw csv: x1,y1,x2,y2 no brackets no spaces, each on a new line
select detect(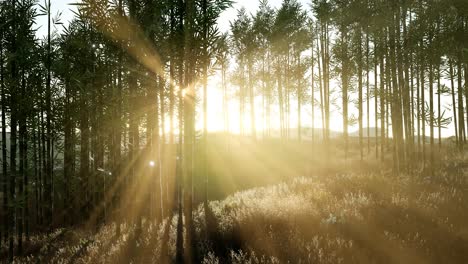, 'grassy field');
4,152,468,263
